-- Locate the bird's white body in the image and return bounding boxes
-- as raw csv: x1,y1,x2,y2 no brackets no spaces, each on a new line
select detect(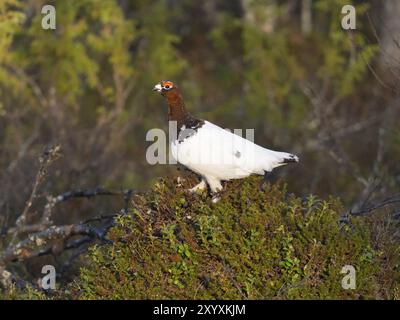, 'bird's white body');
171,121,298,193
